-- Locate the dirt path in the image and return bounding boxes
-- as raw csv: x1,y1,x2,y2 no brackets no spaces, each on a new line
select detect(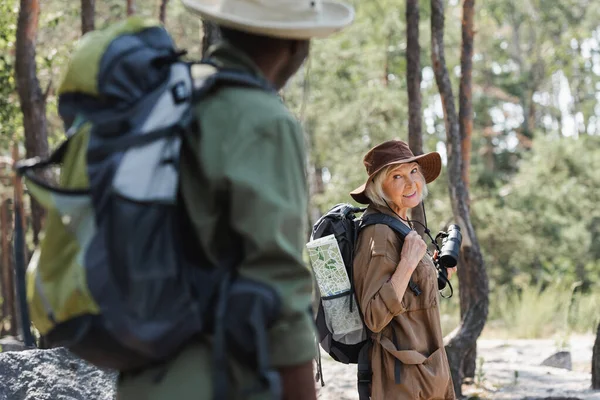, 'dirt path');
316,334,600,399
